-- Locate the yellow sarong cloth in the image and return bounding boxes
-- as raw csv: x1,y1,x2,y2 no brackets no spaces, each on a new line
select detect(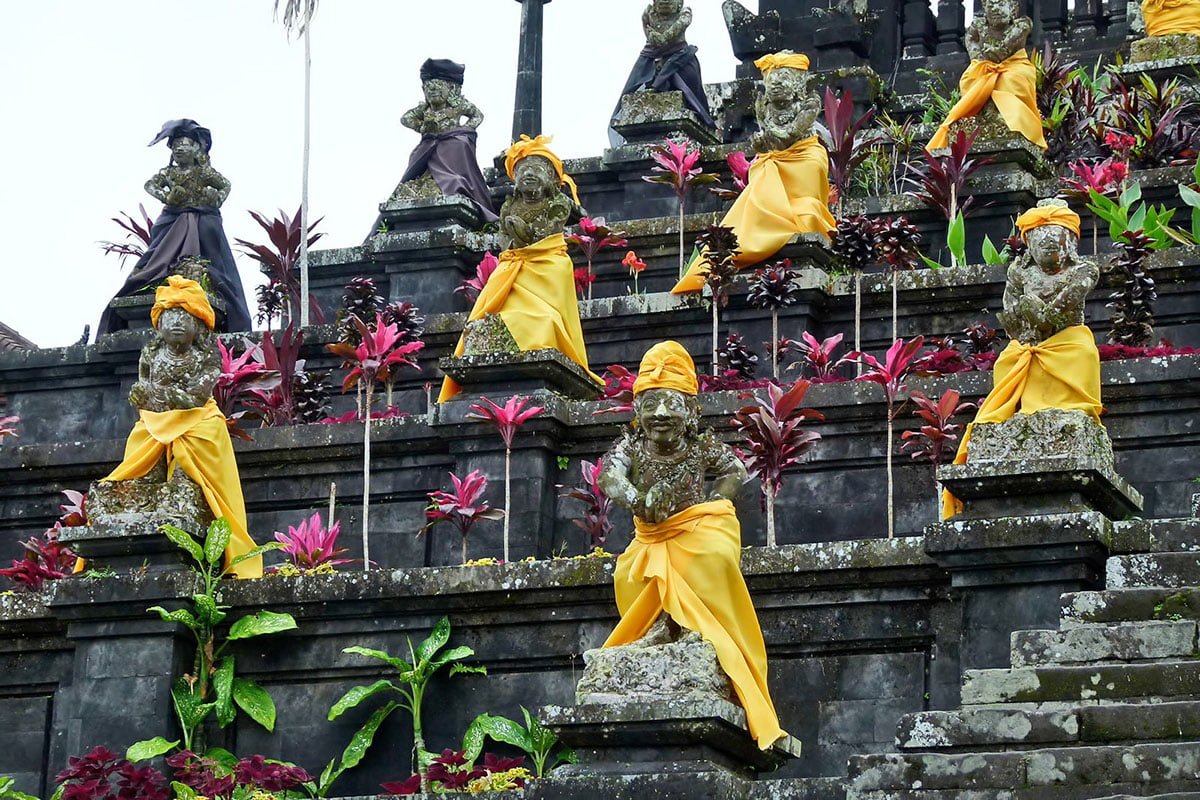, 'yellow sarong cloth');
1143,0,1200,36
941,325,1102,519
604,499,786,749
672,136,836,294
103,398,262,578
927,49,1047,151
438,232,601,401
